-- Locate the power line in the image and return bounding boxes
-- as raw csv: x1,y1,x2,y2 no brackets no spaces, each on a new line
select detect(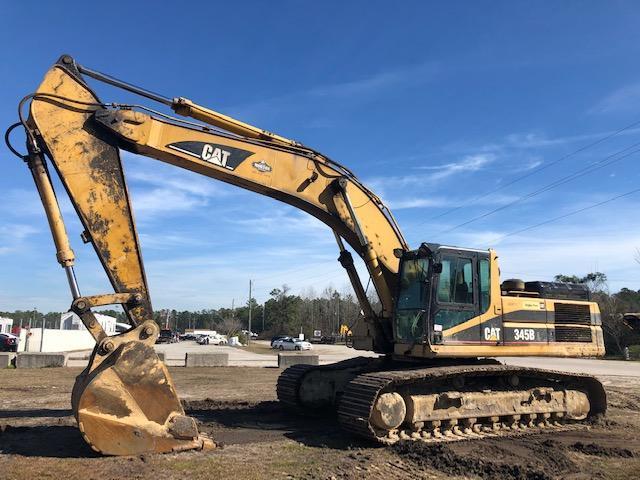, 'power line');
435,141,640,236
489,187,640,244
418,118,640,225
